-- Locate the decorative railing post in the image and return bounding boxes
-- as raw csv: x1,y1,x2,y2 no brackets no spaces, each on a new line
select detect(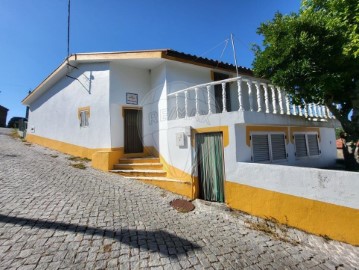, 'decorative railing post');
326,107,331,119
270,85,277,114
237,79,244,111
277,87,284,114
195,87,199,116
298,105,303,116
313,104,318,118
317,104,323,118
255,82,262,112
303,104,308,118
263,84,270,113
175,93,179,119
292,104,297,115
222,82,227,113
322,106,327,118
184,90,188,118
247,80,254,111
307,104,312,117
285,92,291,115
207,85,212,115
